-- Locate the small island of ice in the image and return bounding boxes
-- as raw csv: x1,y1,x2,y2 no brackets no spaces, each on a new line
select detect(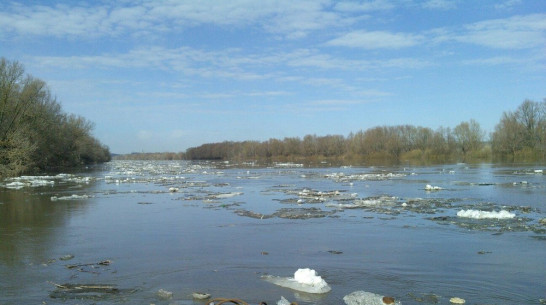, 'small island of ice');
262,268,331,294
343,291,401,305
457,209,515,219
425,184,442,191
